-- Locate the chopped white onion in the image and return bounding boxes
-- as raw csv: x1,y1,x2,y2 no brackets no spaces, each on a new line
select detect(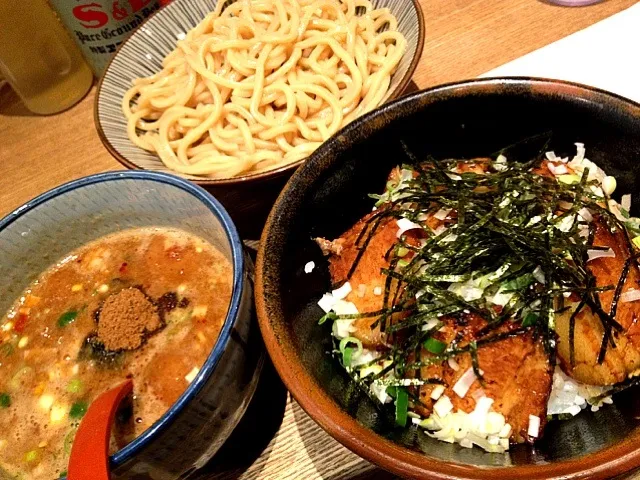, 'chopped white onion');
317,293,336,313
460,438,473,449
433,395,454,417
577,207,593,222
472,396,494,416
333,300,359,316
453,368,477,398
373,286,382,296
545,151,558,161
532,266,546,284
555,215,575,233
527,415,540,438
548,163,568,175
587,248,616,262
448,357,460,371
333,319,356,339
622,194,632,212
396,218,421,237
442,234,458,243
332,282,352,300
602,176,617,196
430,384,446,400
621,289,640,303
434,208,451,221
370,382,391,404
304,261,315,273
498,423,512,439
432,225,447,237
573,143,585,163
185,367,200,384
